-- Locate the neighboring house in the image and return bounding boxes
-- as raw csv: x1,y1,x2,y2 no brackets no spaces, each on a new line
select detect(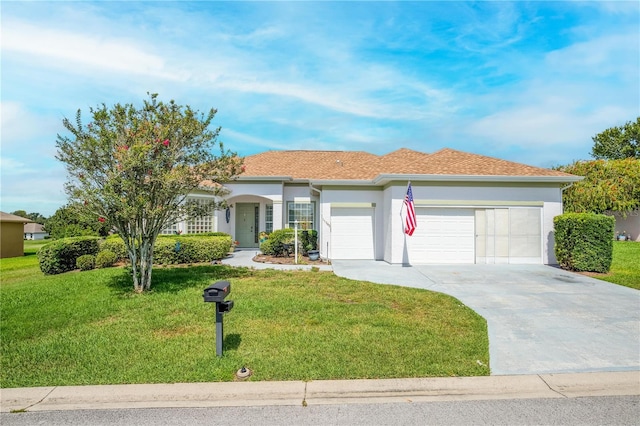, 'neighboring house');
24,222,49,240
171,148,582,265
0,212,32,258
